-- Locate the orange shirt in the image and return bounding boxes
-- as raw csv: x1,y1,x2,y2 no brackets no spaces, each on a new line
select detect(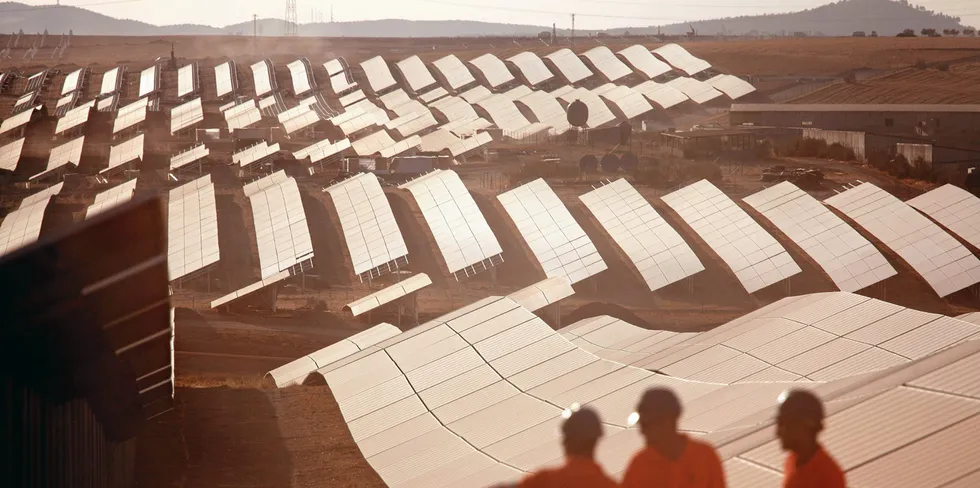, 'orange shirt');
621,436,727,488
519,456,618,488
783,446,845,488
